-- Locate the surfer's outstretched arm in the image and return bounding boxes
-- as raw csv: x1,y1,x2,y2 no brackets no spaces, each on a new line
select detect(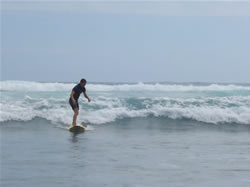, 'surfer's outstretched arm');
84,92,91,102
